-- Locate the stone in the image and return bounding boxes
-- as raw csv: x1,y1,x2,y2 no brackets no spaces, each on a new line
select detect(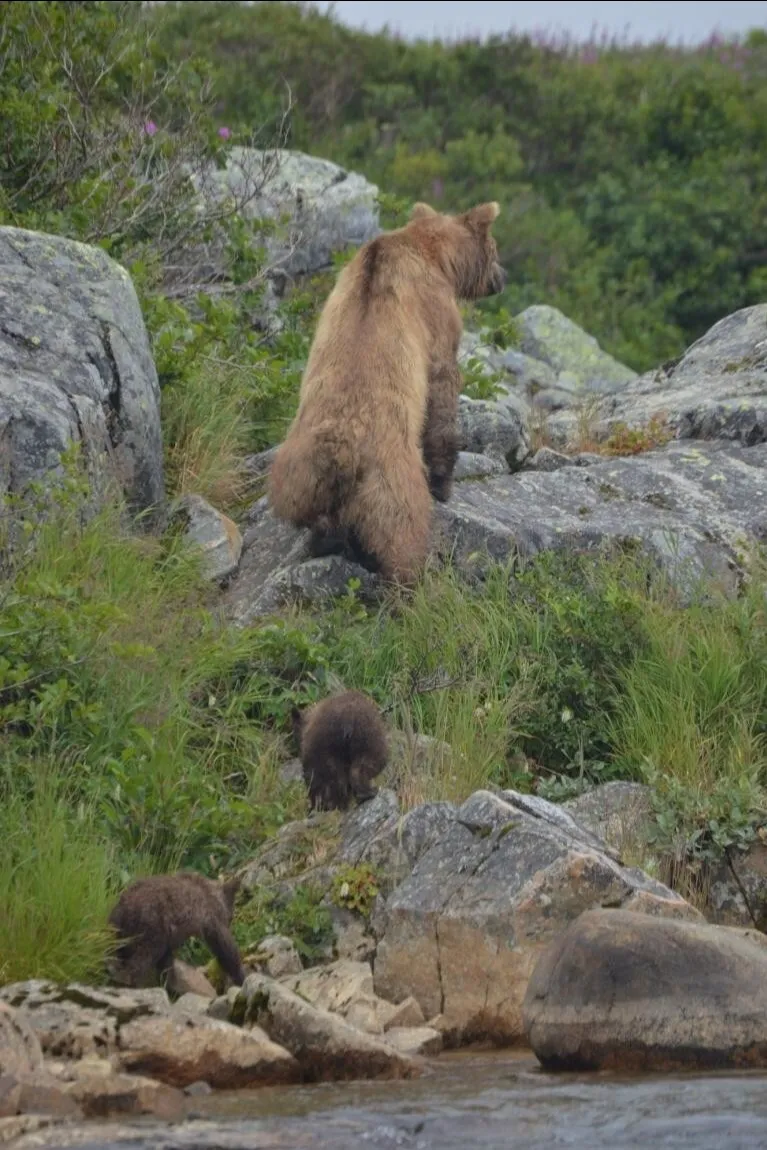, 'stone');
384,1027,443,1057
250,935,303,979
562,782,654,859
166,961,217,1001
62,1069,185,1121
0,1004,43,1079
15,1080,81,1120
499,347,558,392
328,906,377,964
280,960,398,1036
172,995,214,1018
0,226,164,515
432,439,767,597
706,841,767,931
0,1076,22,1120
118,1014,299,1089
169,494,242,582
452,451,505,481
193,148,379,282
548,303,767,446
523,909,767,1071
382,997,425,1031
239,974,420,1081
515,305,636,392
525,447,574,472
457,396,530,470
373,789,699,1045
278,757,304,786
223,499,379,623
